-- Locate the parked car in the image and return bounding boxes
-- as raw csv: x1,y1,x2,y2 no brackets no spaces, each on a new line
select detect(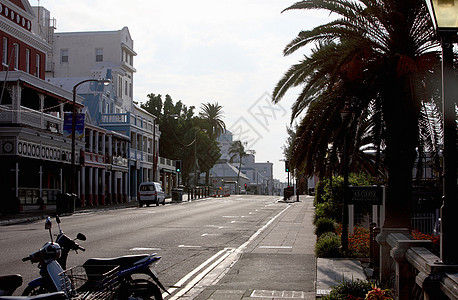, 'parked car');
138,182,166,207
